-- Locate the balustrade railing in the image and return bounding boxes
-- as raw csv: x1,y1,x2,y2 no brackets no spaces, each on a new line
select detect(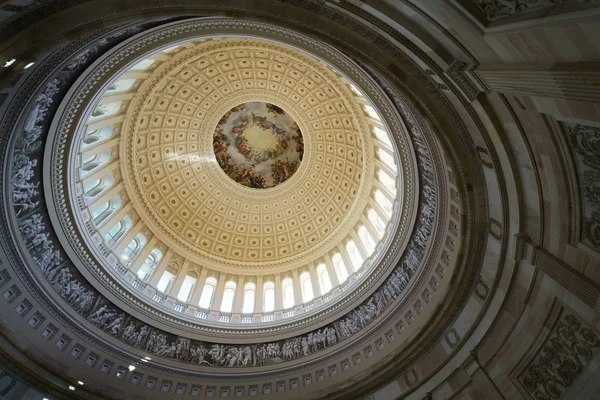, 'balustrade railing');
262,313,275,322
240,314,253,324
132,279,146,291
152,292,167,304
174,302,187,313
196,309,209,319
218,312,231,323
